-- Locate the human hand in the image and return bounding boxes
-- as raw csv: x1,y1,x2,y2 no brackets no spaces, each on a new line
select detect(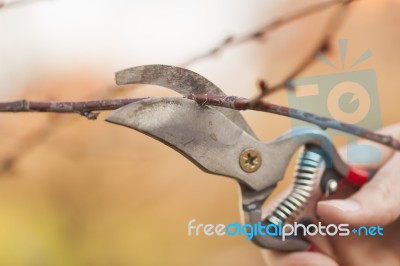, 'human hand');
262,124,400,266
